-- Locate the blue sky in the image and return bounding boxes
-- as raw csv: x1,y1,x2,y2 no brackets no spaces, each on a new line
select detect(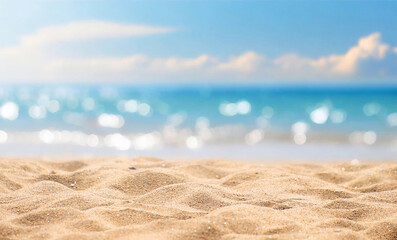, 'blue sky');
0,0,396,84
